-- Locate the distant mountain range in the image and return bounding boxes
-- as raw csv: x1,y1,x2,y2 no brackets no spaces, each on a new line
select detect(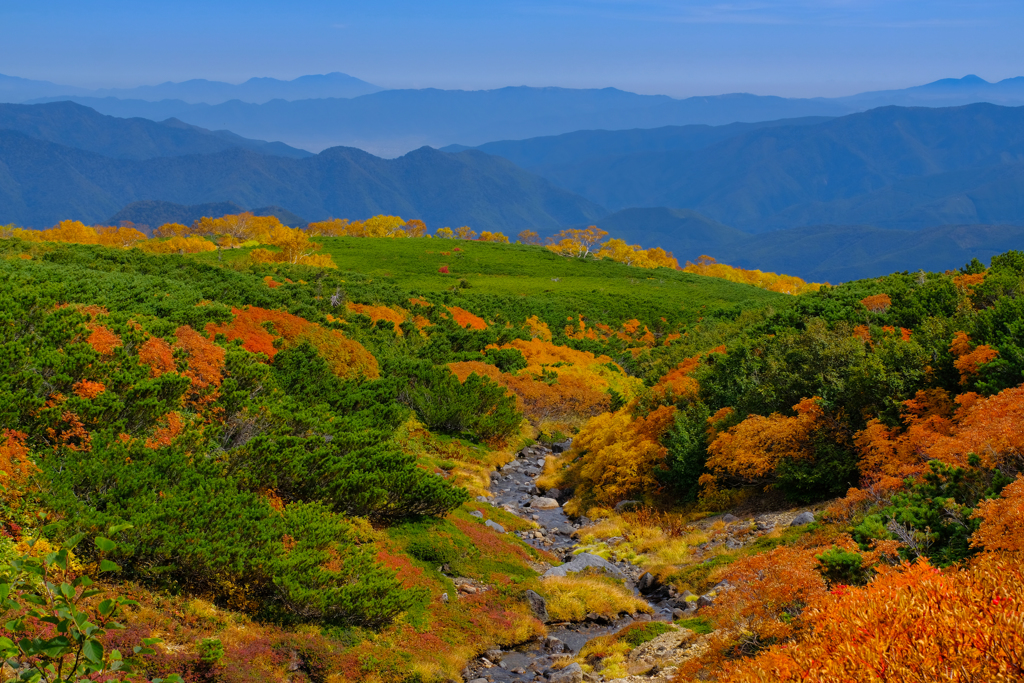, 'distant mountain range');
3,97,1024,281
0,102,311,159
0,72,381,105
0,127,603,230
8,74,1024,156
464,103,1024,232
